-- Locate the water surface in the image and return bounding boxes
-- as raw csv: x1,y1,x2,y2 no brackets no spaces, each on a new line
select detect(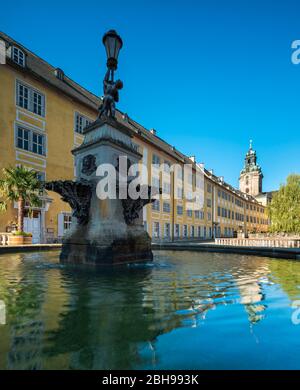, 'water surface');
0,250,300,369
